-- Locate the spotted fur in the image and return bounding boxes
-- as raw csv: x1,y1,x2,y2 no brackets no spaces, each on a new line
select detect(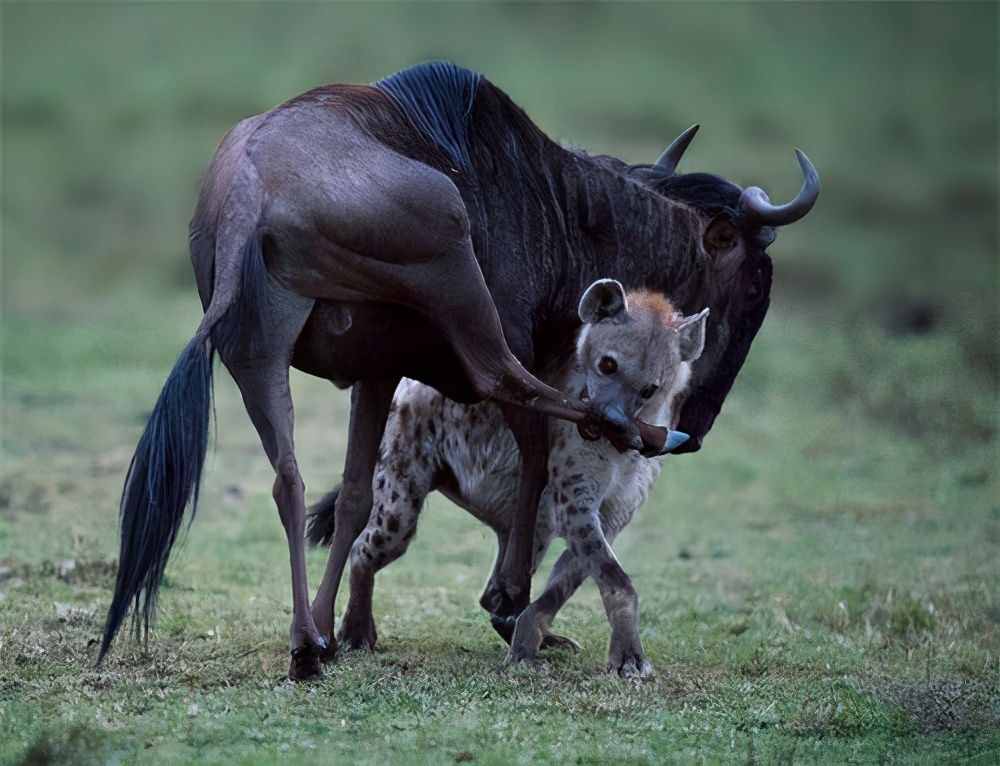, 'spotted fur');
337,283,708,676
